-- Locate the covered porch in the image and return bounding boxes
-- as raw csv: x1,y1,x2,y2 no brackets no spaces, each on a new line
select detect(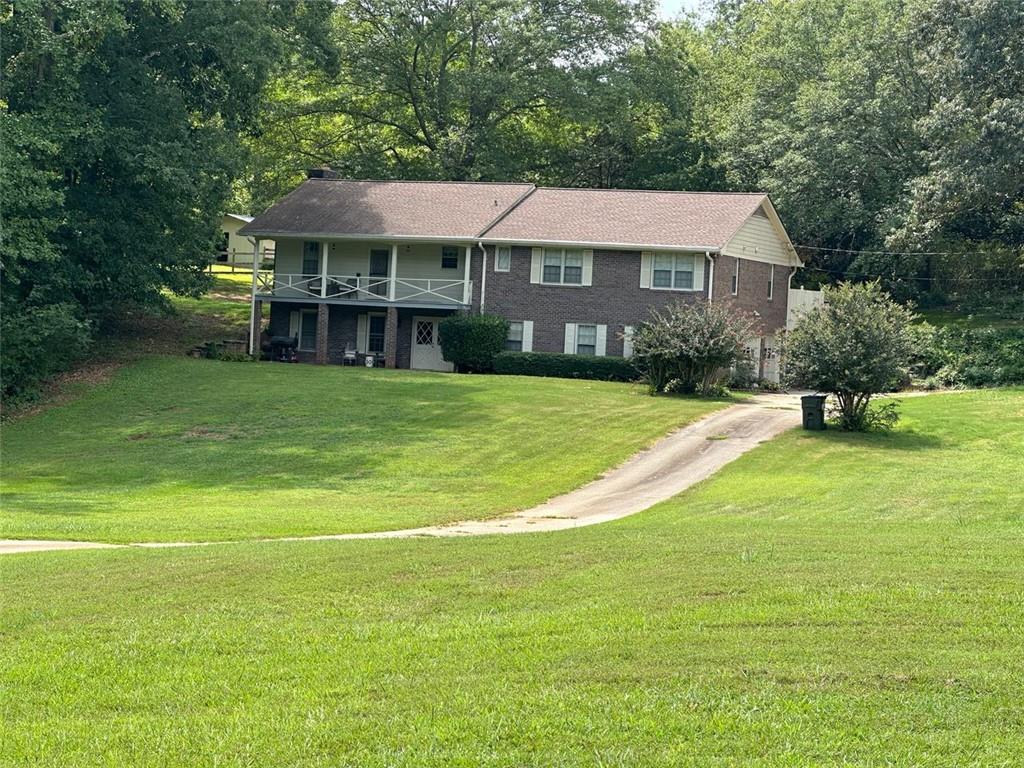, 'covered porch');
253,237,473,308
258,301,458,371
